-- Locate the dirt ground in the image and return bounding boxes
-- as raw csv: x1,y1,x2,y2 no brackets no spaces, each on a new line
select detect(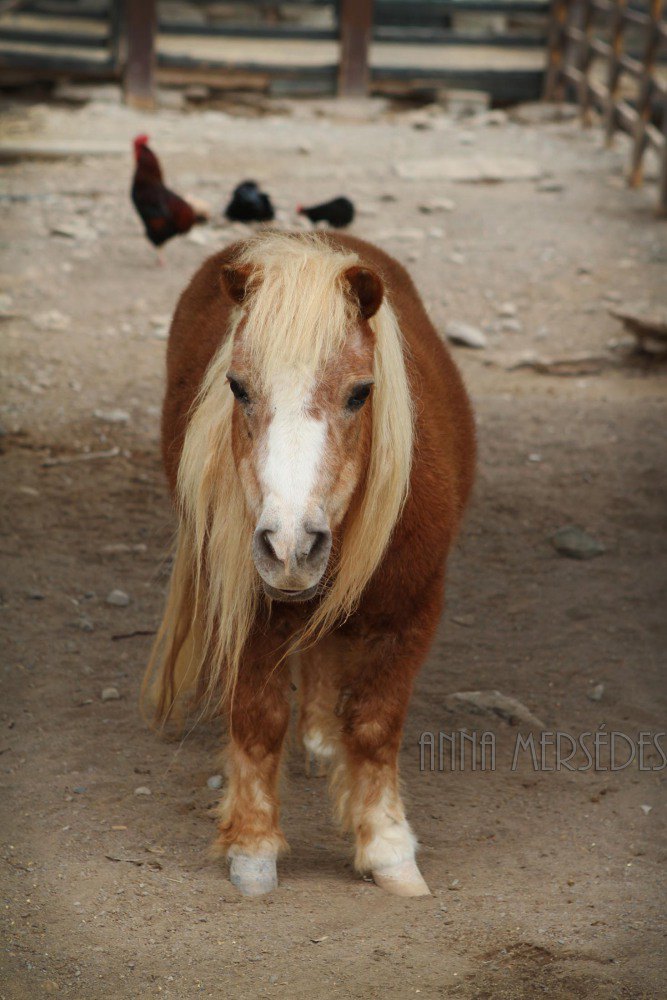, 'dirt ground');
0,90,665,999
